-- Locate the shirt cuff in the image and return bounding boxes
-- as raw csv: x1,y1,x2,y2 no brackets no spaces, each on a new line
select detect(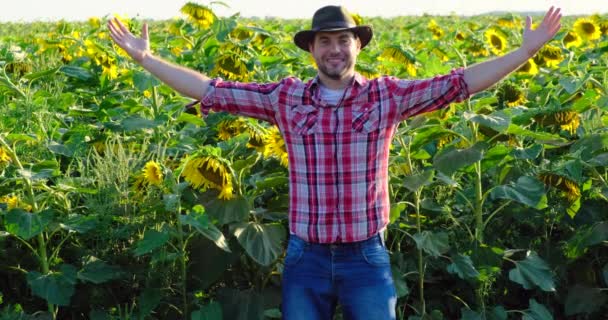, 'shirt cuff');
451,67,471,101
